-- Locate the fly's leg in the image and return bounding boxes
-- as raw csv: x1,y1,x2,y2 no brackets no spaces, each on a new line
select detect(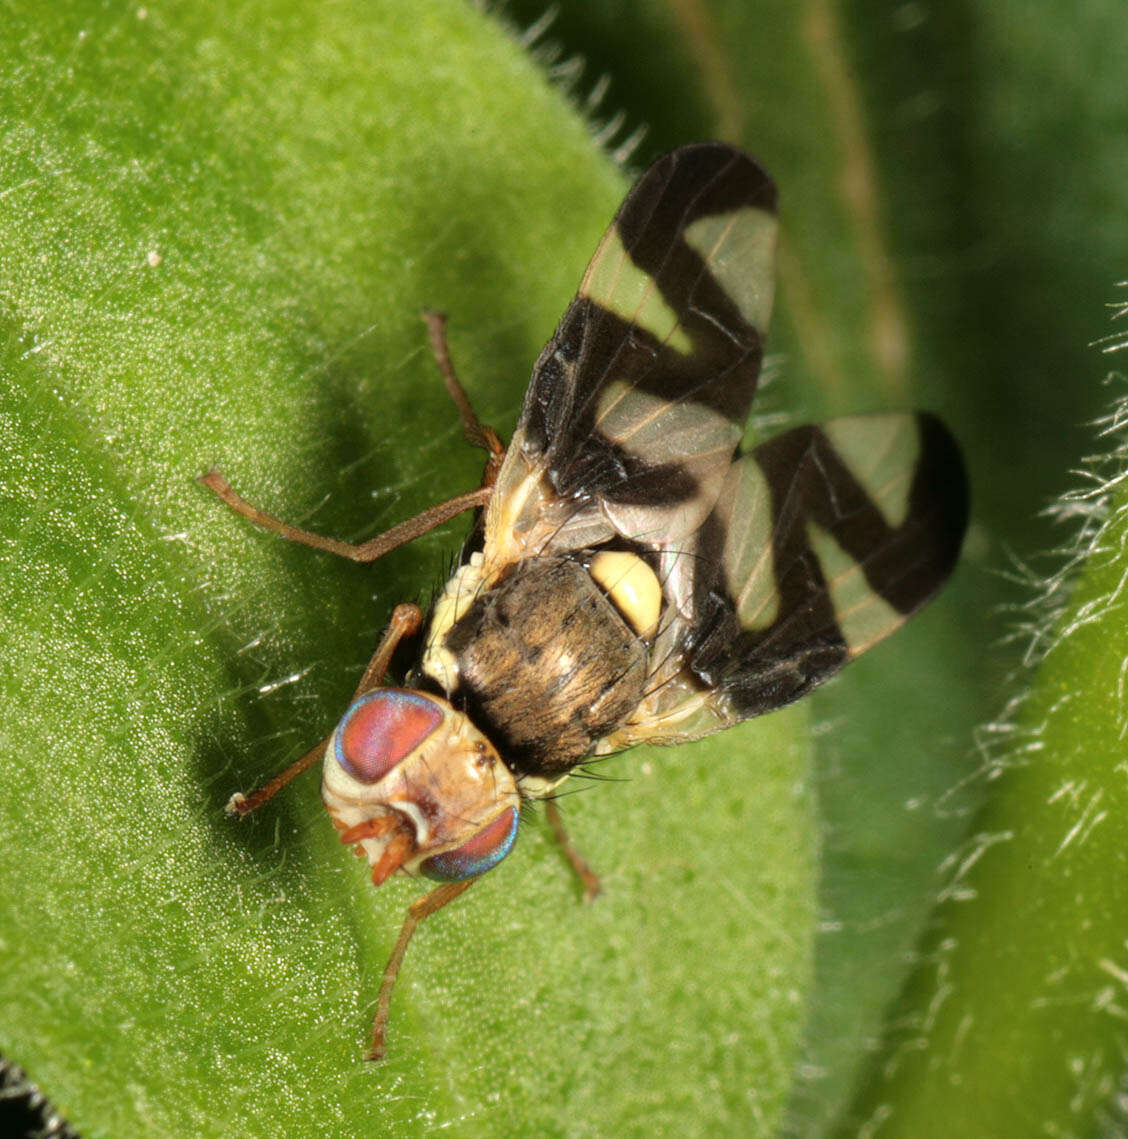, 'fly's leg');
200,472,491,562
225,603,423,817
545,799,602,903
349,602,423,698
422,310,505,487
223,735,330,819
202,313,503,556
367,879,475,1062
